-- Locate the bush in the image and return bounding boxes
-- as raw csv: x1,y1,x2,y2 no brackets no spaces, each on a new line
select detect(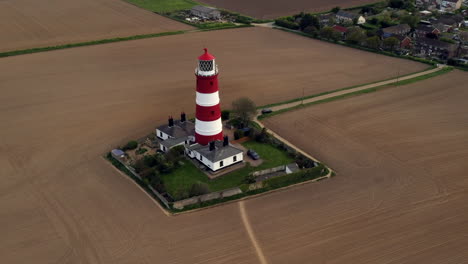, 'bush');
234,129,244,140
123,140,138,150
174,188,190,200
274,18,299,30
254,128,271,143
143,155,158,168
189,182,210,197
136,148,148,155
244,174,257,184
221,110,231,120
